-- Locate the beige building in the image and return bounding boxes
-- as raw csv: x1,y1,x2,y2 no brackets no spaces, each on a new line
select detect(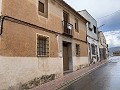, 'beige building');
98,31,108,60
79,10,100,64
0,0,89,89
113,51,120,56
